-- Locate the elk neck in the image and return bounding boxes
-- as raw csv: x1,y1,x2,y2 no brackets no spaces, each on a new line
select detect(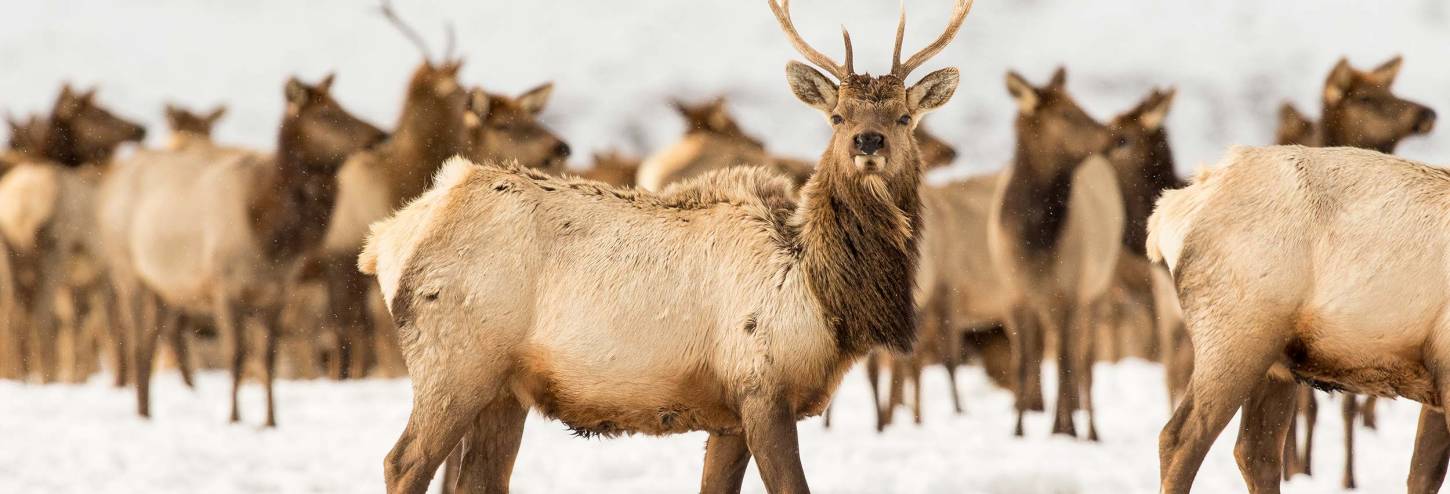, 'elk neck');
1001,134,1083,257
247,119,343,264
385,88,470,203
790,148,922,356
